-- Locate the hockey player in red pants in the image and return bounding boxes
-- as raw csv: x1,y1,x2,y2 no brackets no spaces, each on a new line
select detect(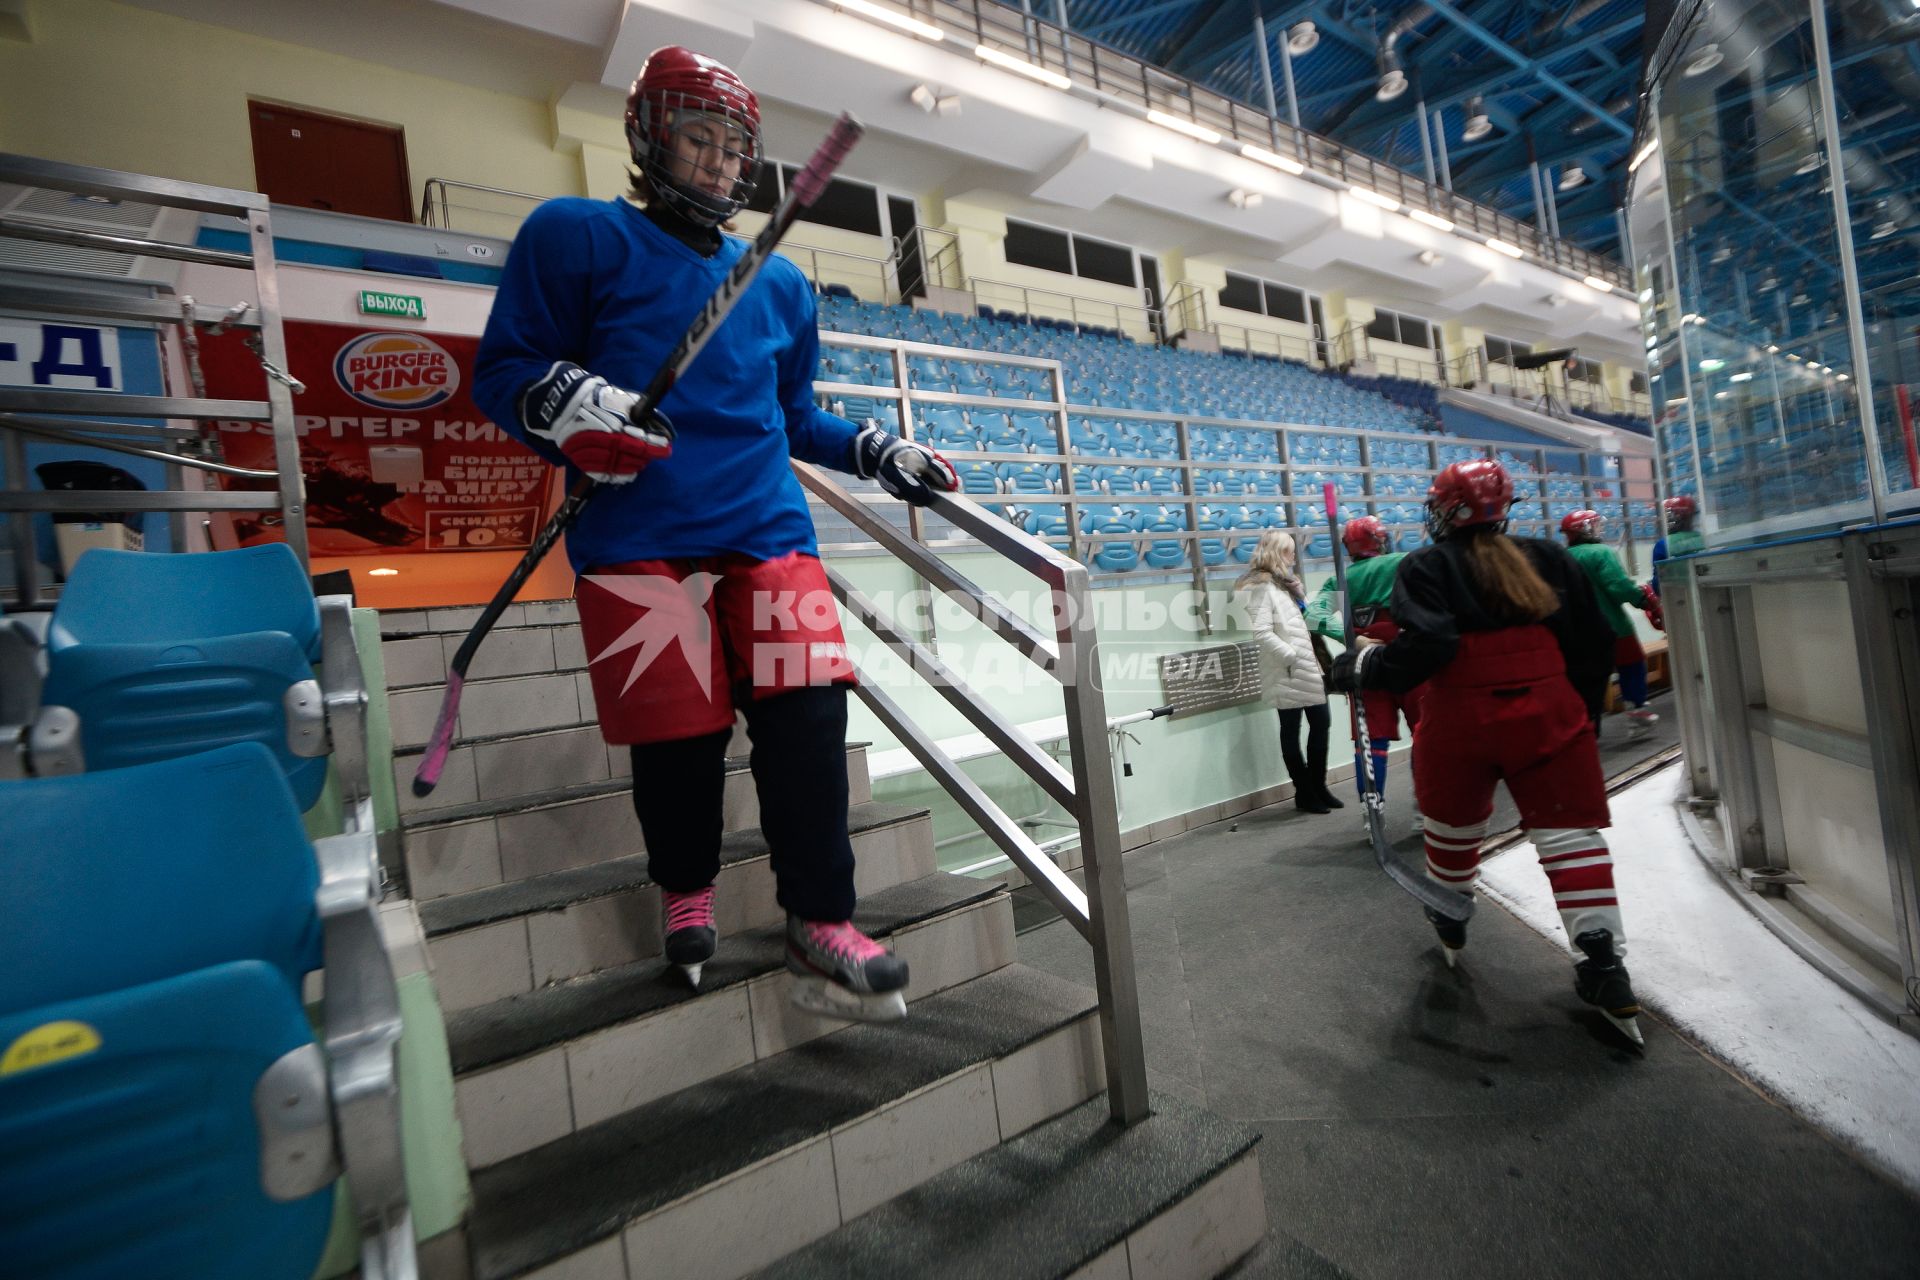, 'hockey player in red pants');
474,47,955,1022
1330,460,1644,1043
